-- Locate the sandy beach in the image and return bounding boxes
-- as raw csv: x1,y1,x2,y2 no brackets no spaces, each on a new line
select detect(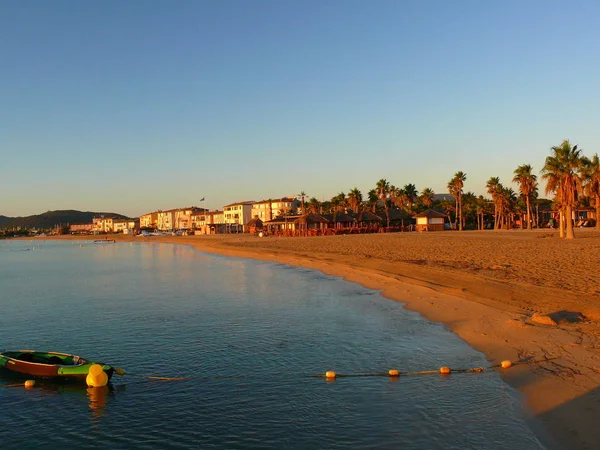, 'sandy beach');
46,230,600,449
